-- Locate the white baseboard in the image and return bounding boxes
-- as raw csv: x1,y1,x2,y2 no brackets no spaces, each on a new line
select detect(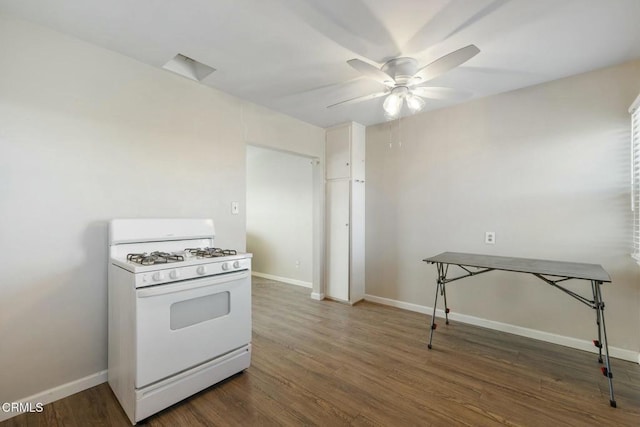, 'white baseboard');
252,271,312,288
365,294,432,315
0,370,107,422
364,294,639,364
310,292,325,301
